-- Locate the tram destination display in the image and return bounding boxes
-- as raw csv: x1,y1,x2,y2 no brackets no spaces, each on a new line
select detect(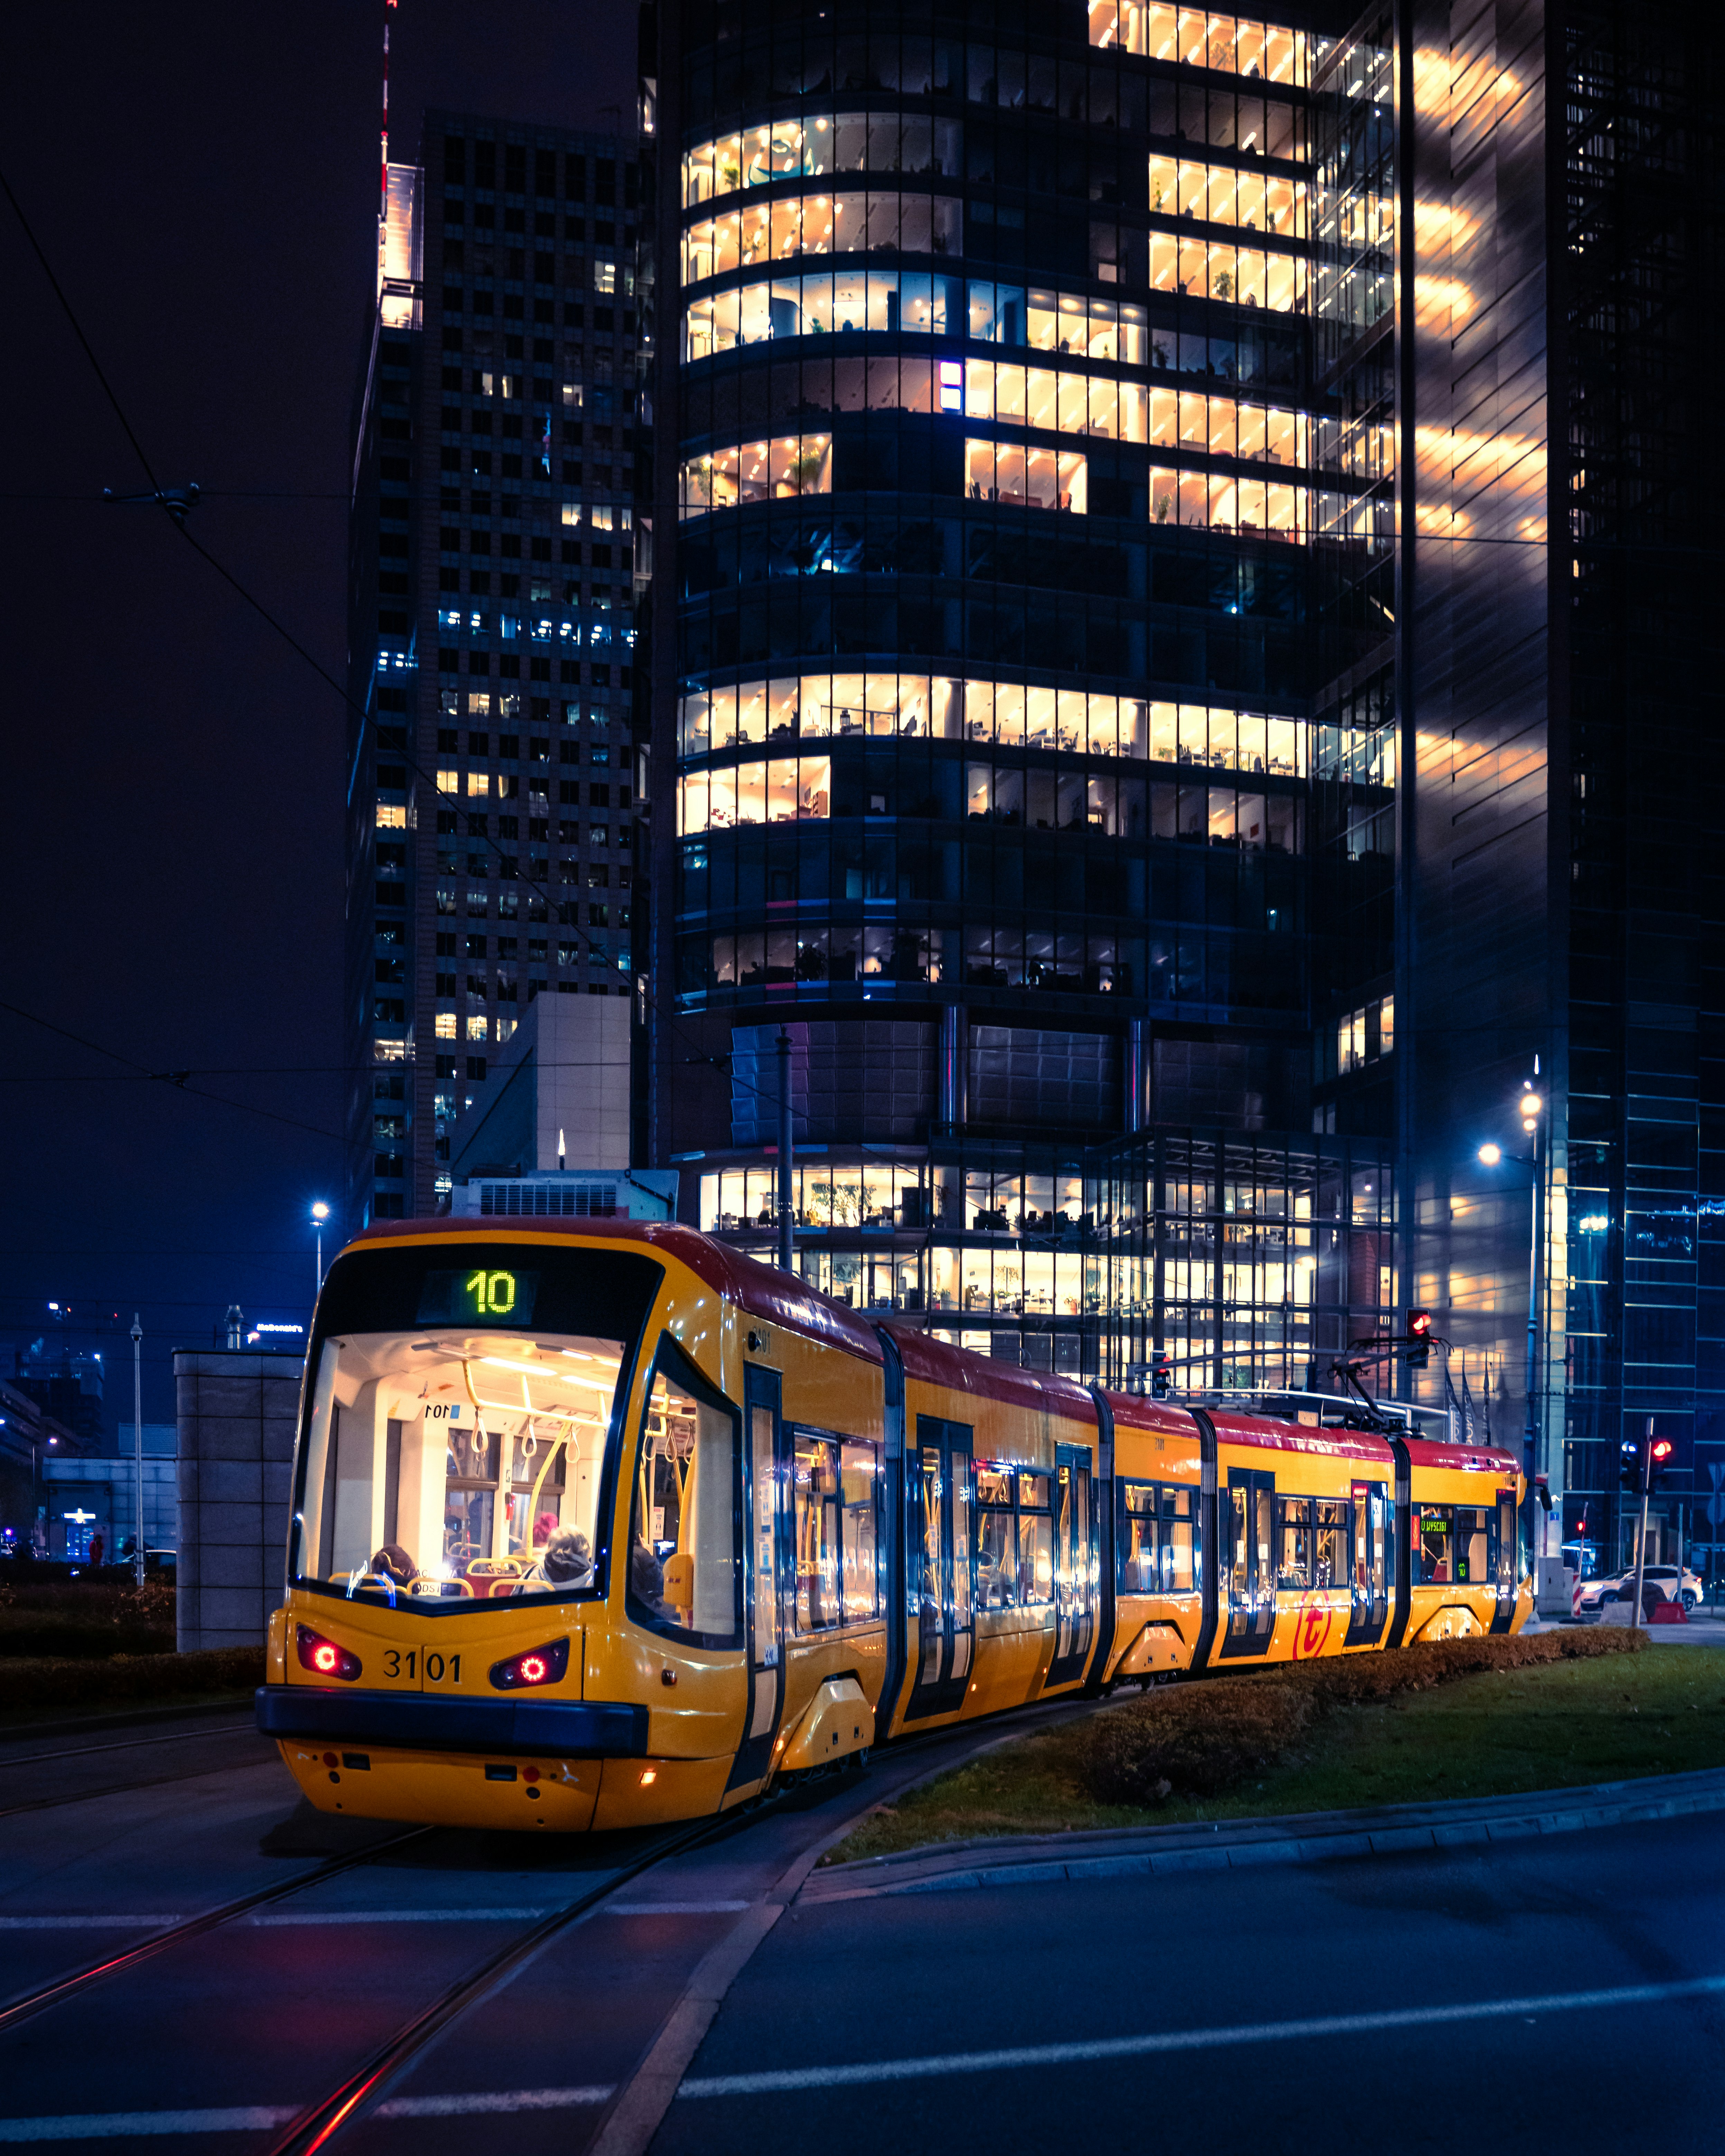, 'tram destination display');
415,1266,541,1326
